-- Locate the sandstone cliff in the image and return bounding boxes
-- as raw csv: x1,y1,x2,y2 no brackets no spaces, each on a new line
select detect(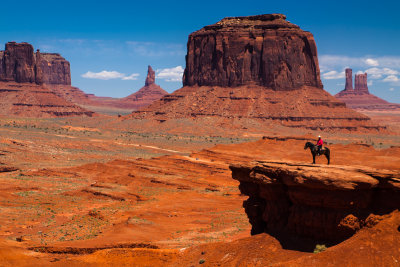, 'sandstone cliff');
335,68,400,110
0,42,71,85
40,53,71,85
230,161,400,245
183,14,323,90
